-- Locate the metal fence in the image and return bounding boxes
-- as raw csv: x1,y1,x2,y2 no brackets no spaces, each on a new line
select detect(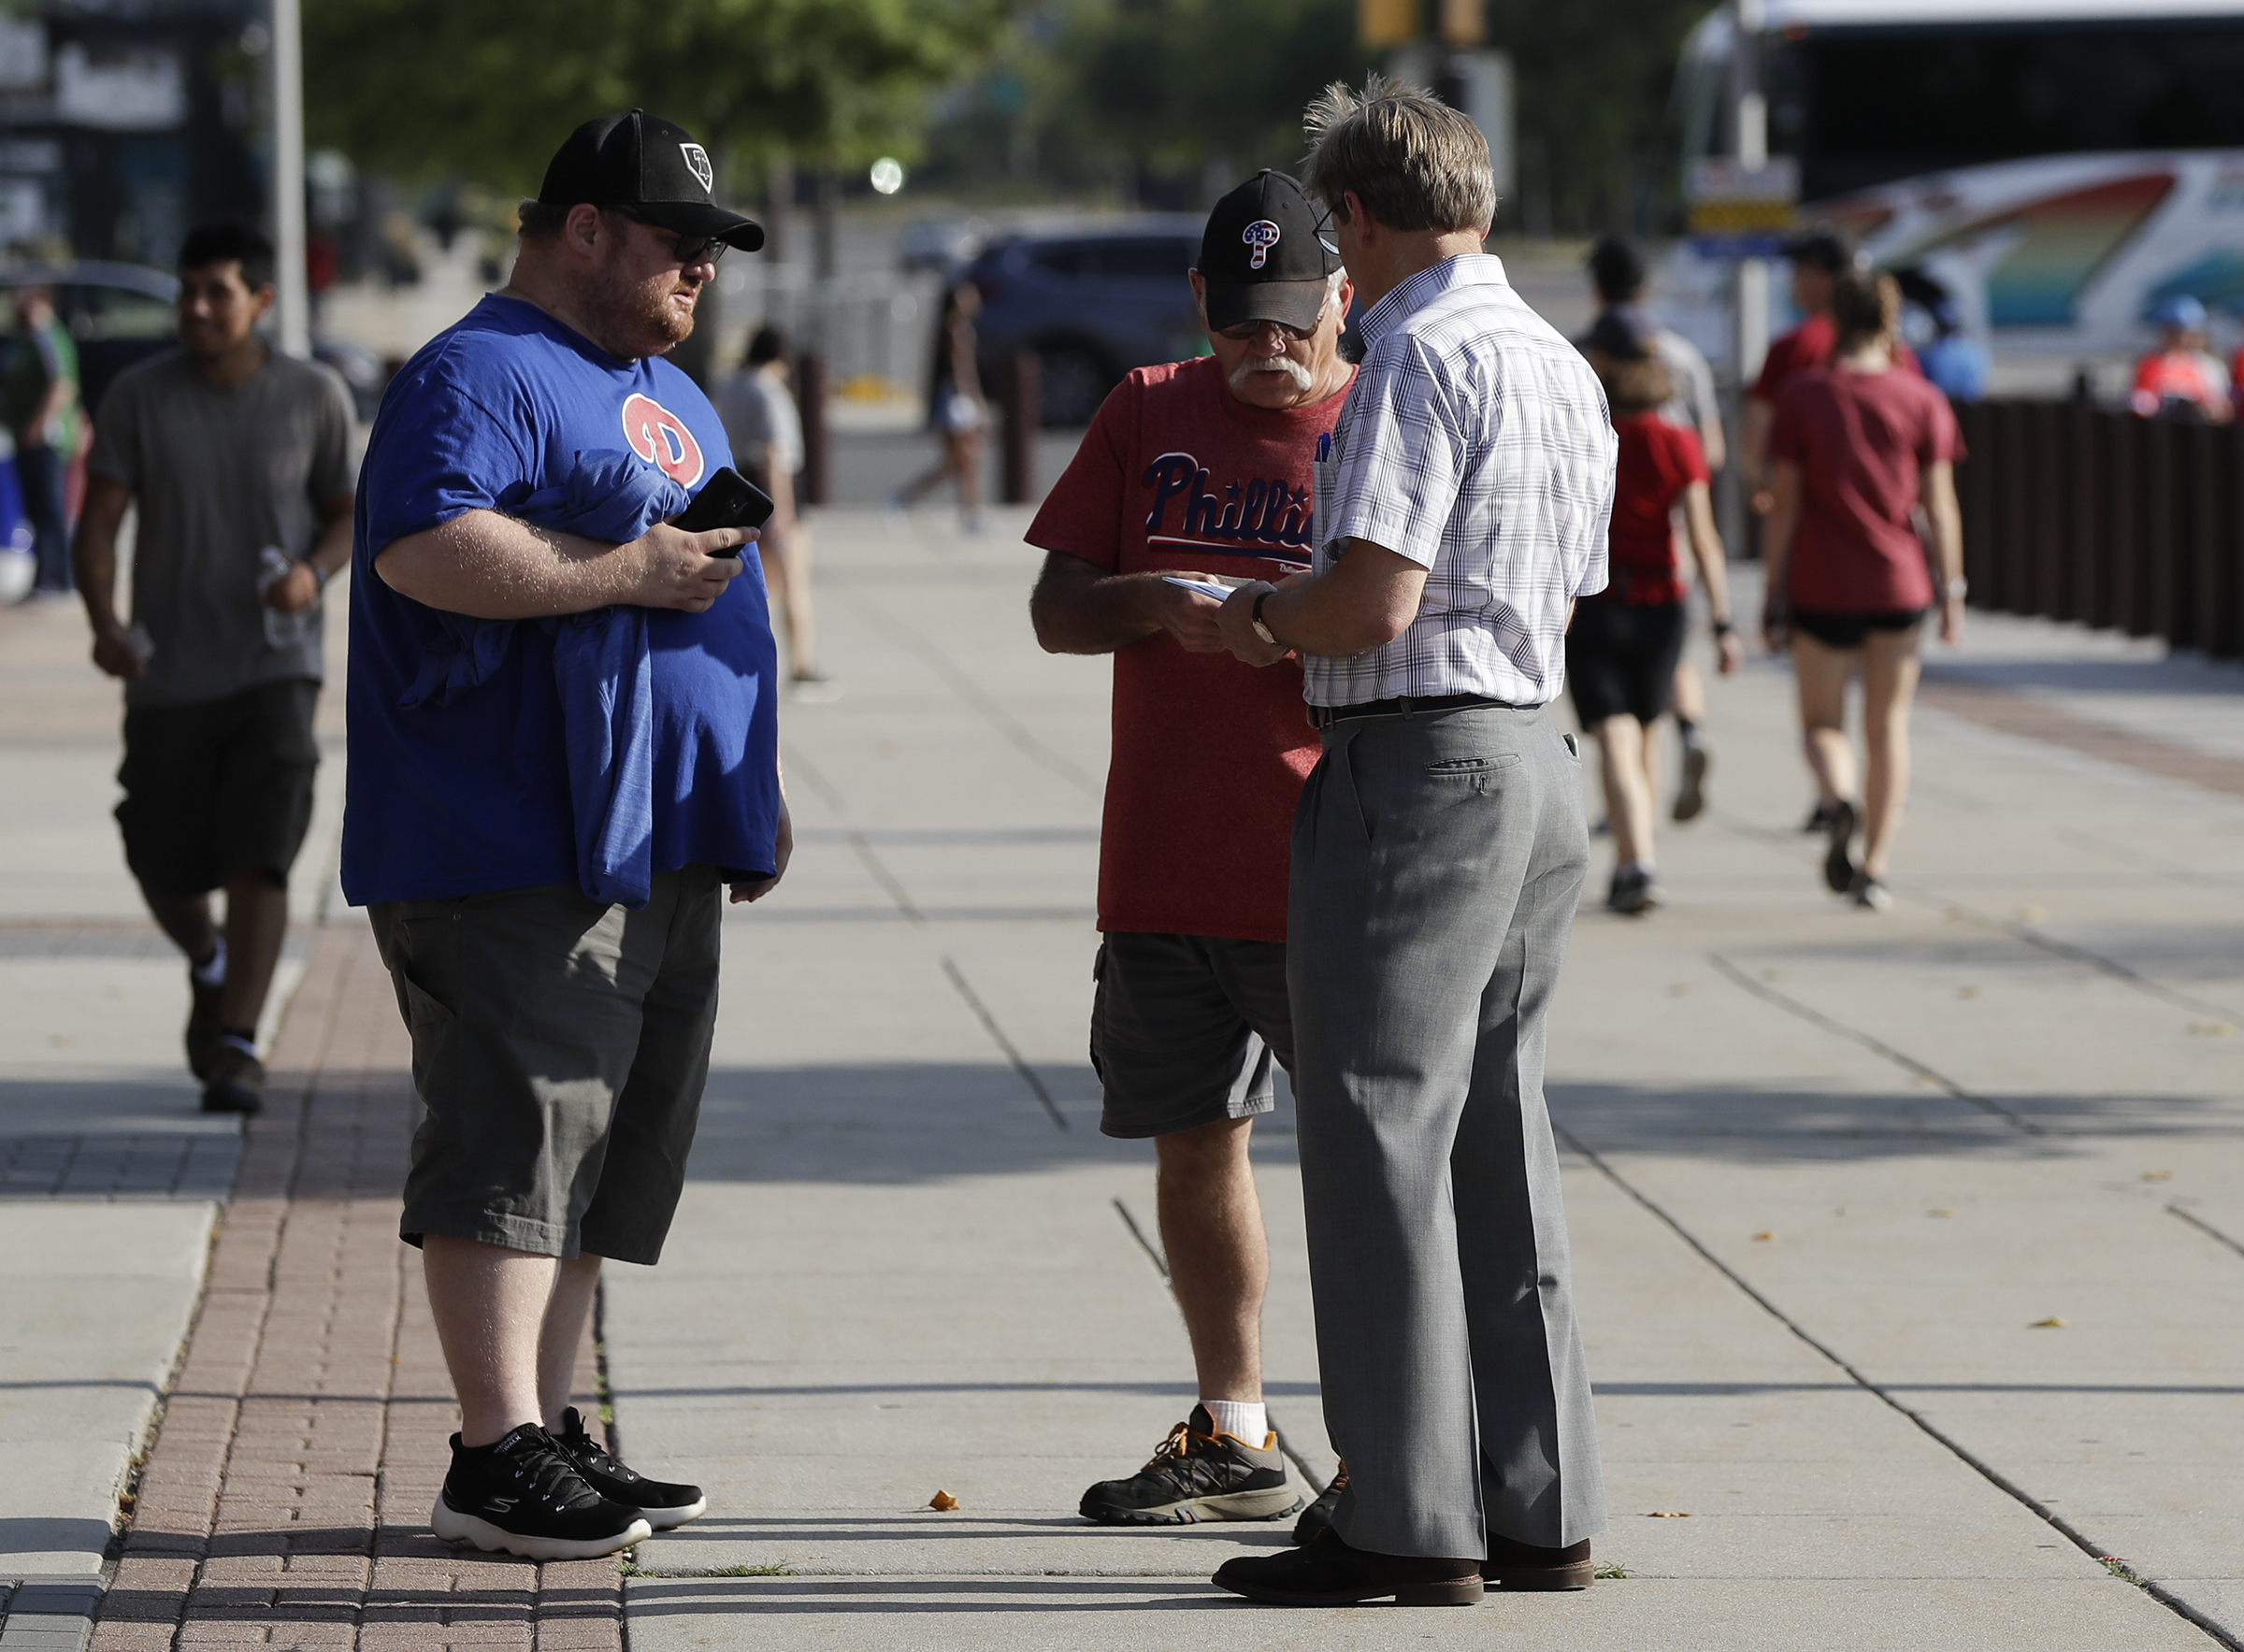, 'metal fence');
1954,401,2244,659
